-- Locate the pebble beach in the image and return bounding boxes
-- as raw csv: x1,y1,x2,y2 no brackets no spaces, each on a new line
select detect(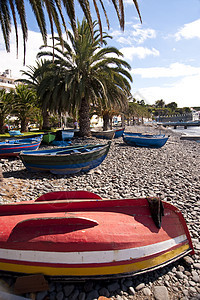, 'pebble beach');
0,125,200,300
